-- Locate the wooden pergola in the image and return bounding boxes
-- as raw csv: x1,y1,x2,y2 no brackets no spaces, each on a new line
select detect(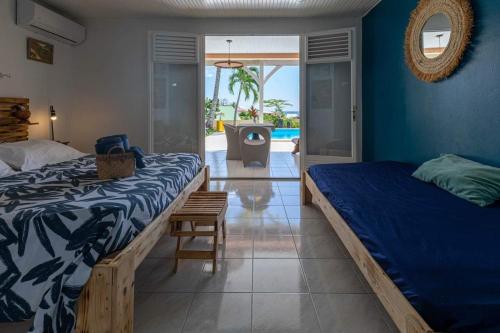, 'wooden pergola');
206,52,299,122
